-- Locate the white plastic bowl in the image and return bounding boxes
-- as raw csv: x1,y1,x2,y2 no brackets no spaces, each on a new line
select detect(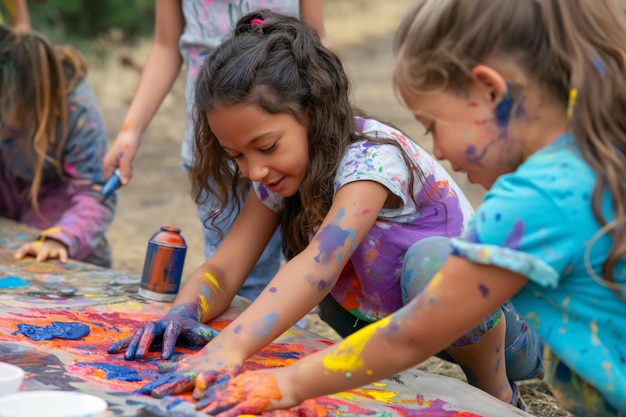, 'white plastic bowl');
0,362,25,397
0,390,107,417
